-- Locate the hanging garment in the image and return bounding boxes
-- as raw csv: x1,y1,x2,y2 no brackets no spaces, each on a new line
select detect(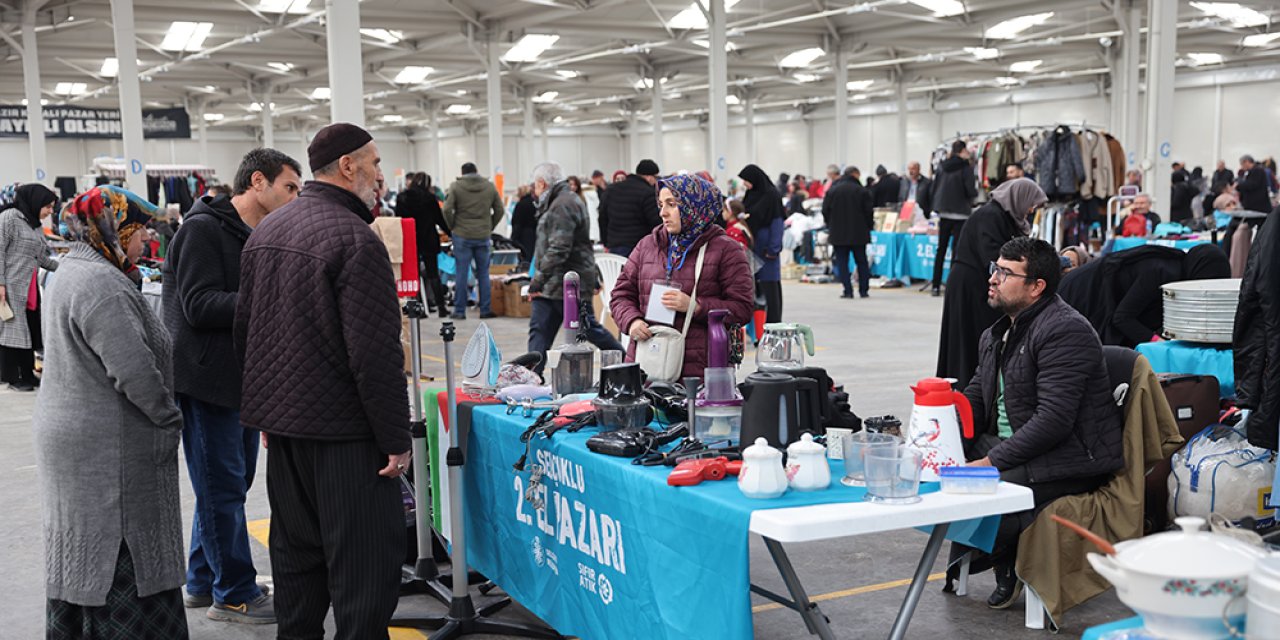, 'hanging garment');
1036,127,1086,198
